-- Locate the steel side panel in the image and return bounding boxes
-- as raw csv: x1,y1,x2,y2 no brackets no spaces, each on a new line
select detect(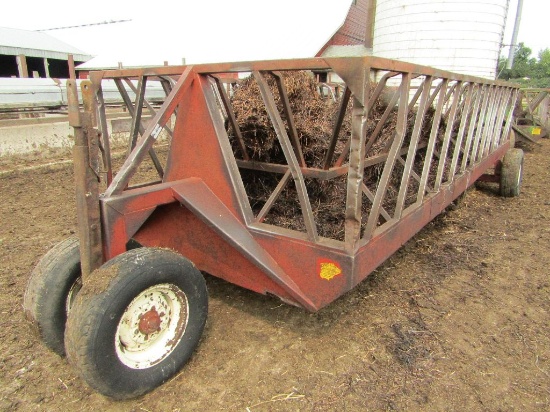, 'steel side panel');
247,143,509,310
133,203,299,307
101,184,179,260
170,179,317,311
352,142,509,288
249,232,355,309
164,74,245,223
106,141,509,311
